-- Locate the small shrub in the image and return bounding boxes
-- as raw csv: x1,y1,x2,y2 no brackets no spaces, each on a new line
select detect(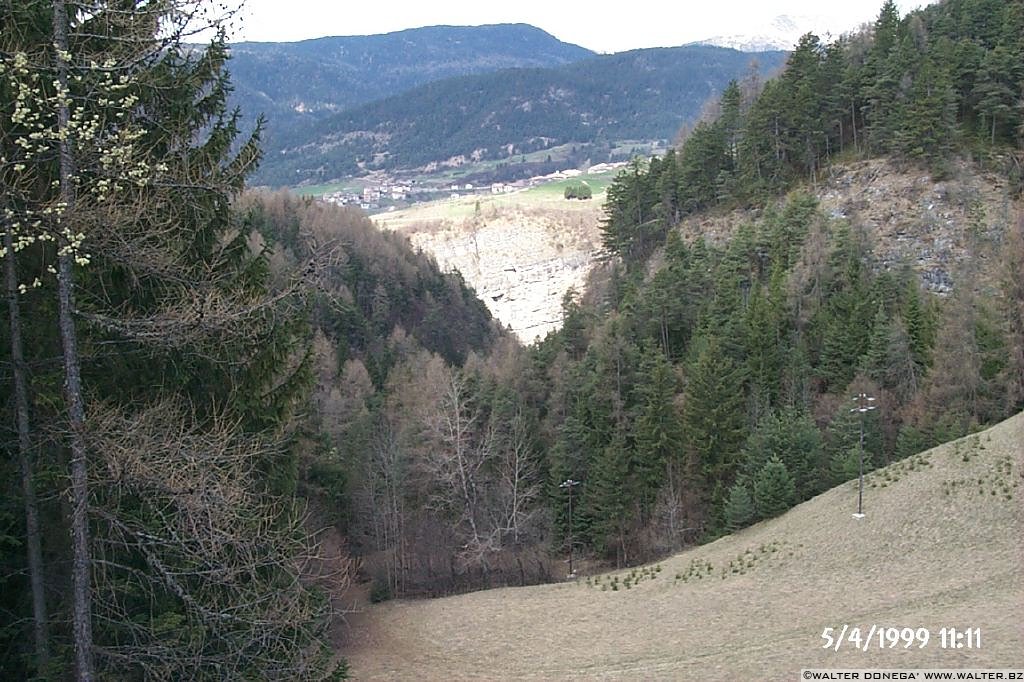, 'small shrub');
370,580,392,604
